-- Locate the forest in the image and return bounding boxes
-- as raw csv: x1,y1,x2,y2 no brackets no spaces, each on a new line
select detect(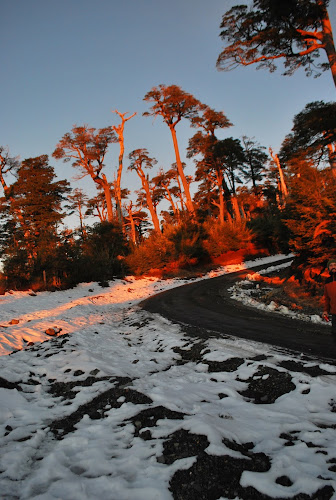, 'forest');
0,0,335,295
